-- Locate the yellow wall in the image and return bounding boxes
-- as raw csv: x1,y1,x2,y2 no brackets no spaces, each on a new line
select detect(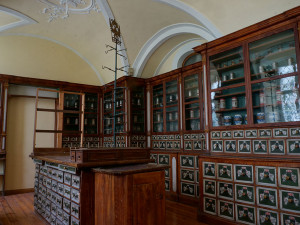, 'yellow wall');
0,35,101,86
6,97,55,191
